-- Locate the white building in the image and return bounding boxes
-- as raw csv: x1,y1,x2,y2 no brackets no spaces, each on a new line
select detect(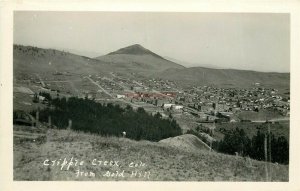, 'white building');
117,94,125,99
163,103,175,109
38,96,45,101
172,105,183,110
